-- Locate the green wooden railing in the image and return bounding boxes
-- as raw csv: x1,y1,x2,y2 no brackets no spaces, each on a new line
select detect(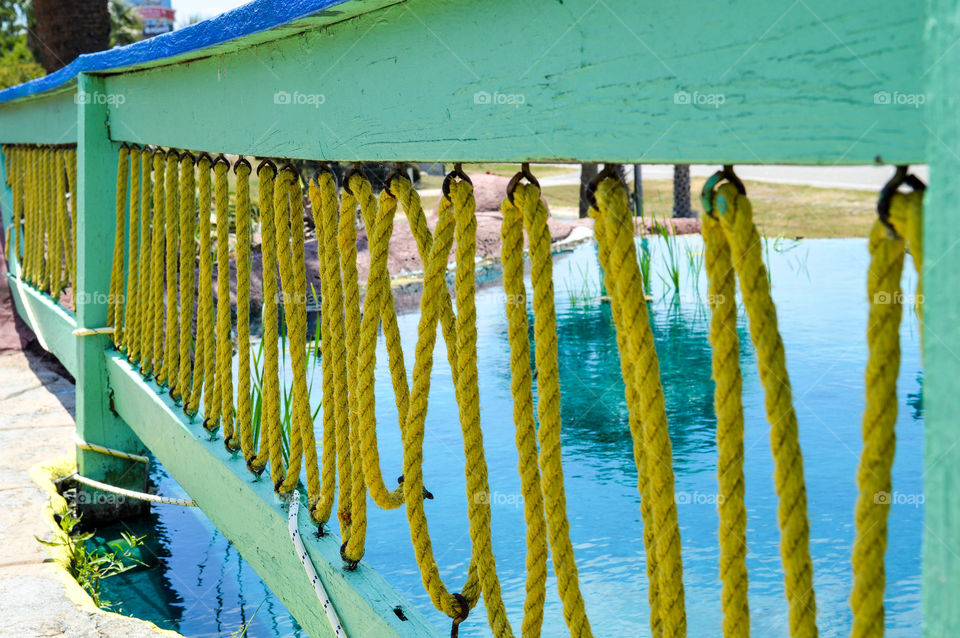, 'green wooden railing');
0,1,957,636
